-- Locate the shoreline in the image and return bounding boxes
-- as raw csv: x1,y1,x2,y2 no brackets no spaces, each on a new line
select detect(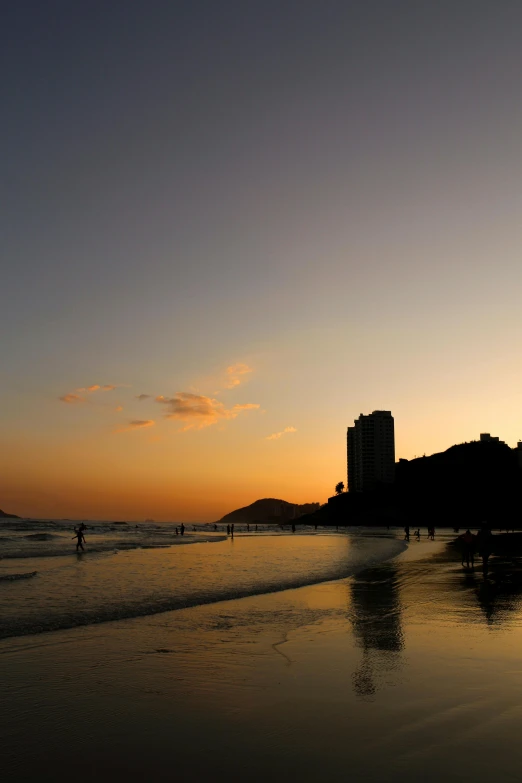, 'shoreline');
3,535,522,782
